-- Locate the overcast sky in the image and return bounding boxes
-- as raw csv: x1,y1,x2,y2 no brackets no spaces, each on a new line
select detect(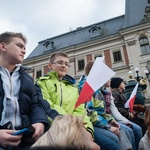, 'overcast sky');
0,0,125,58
